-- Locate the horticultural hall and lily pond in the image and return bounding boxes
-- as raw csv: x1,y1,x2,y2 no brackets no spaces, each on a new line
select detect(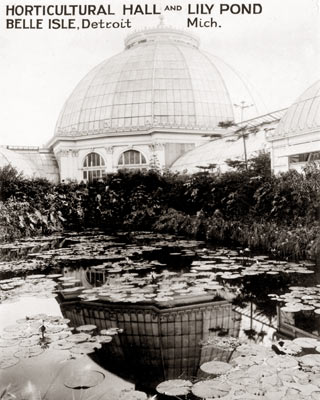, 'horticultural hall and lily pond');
1,24,320,400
